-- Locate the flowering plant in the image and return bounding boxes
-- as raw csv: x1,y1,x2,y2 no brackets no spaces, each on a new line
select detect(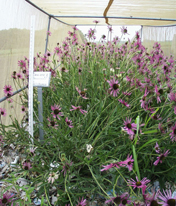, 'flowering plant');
1,24,176,205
